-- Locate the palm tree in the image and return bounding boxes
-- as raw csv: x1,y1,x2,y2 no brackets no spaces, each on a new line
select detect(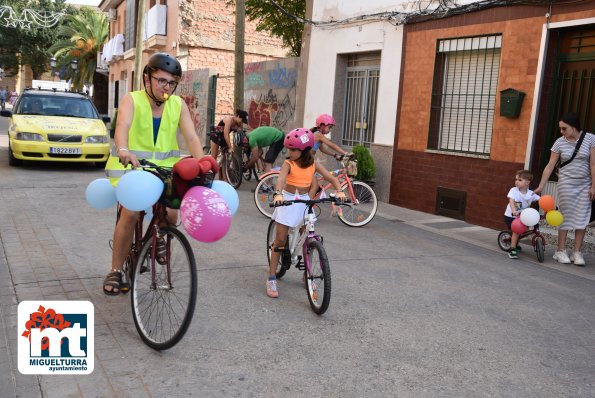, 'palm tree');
49,8,108,91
